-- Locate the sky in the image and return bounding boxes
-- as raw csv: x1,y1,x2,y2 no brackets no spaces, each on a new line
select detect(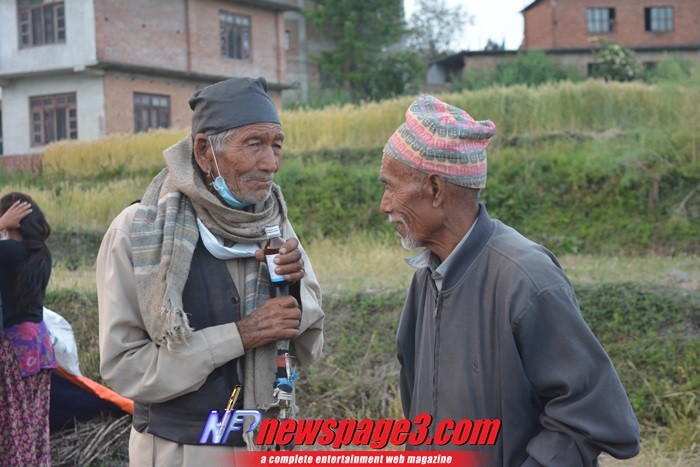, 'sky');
404,0,534,51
